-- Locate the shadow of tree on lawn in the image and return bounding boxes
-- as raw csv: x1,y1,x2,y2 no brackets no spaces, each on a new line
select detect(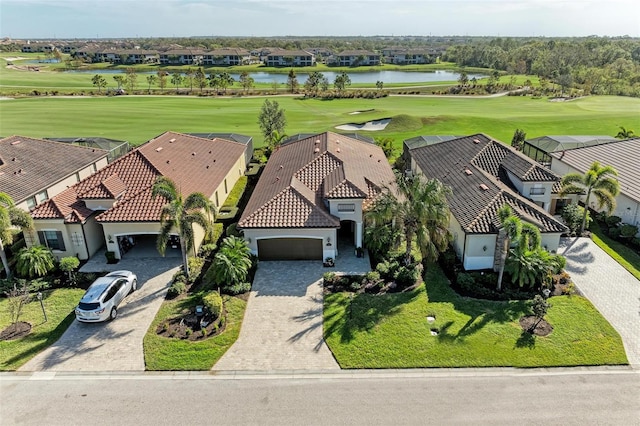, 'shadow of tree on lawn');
324,286,421,344
425,265,531,344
